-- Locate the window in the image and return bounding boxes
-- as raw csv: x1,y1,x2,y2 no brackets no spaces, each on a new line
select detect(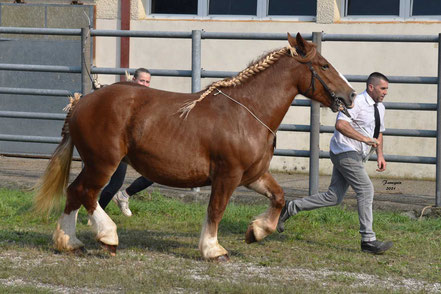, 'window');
151,0,197,14
209,0,257,16
343,0,441,20
268,0,316,16
412,0,441,16
148,0,317,20
346,0,400,16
